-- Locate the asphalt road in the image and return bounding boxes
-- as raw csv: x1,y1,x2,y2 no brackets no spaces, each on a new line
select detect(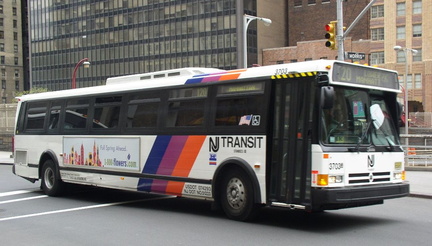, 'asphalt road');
1,165,431,246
